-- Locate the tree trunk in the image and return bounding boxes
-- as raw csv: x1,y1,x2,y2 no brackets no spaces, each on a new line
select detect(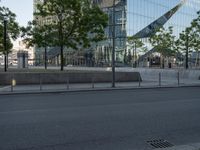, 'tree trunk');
59,18,64,71
198,51,200,68
60,44,64,71
195,51,198,68
4,54,7,72
185,35,189,69
185,47,189,69
162,58,165,69
3,20,7,72
160,55,164,69
44,46,47,70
